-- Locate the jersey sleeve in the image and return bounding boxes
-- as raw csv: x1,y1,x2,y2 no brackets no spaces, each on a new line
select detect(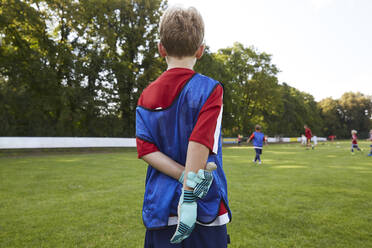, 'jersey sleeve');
136,137,159,158
136,106,159,158
189,84,223,154
249,133,255,140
